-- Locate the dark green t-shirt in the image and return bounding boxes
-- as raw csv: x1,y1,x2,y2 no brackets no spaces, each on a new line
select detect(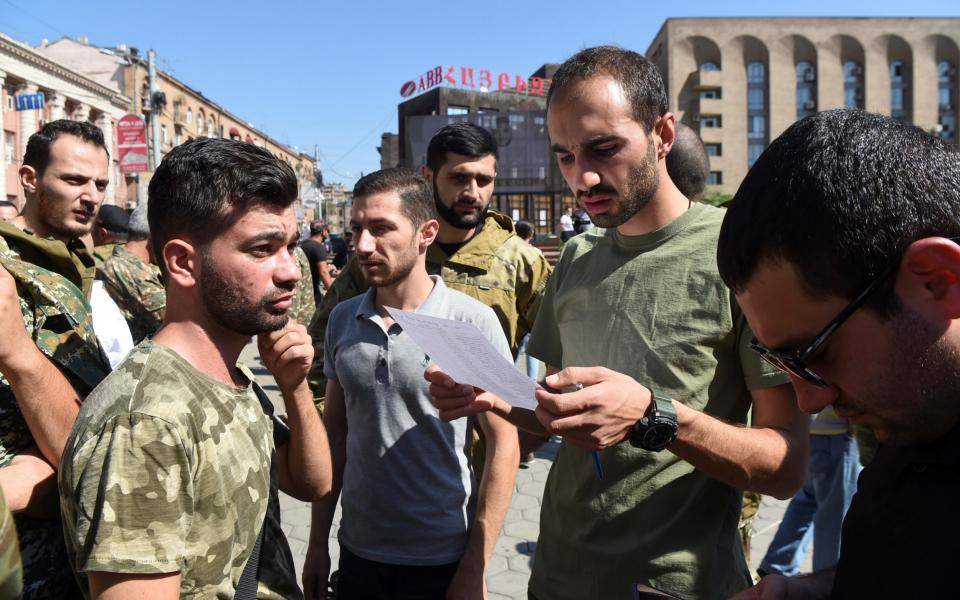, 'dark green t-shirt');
527,203,788,600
